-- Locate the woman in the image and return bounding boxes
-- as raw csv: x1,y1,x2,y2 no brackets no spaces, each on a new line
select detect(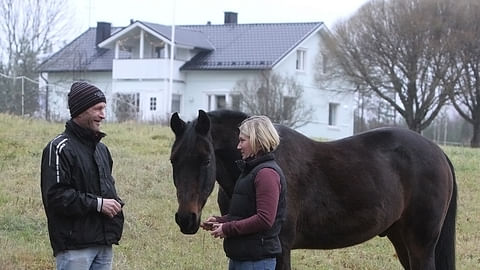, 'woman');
201,115,287,270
